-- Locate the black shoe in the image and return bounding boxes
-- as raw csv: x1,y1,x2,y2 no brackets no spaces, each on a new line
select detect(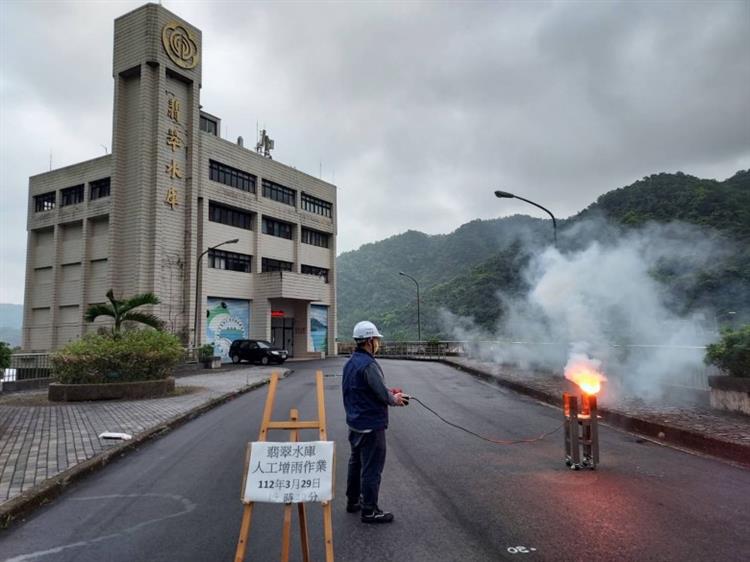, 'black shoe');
361,507,394,524
346,502,361,513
